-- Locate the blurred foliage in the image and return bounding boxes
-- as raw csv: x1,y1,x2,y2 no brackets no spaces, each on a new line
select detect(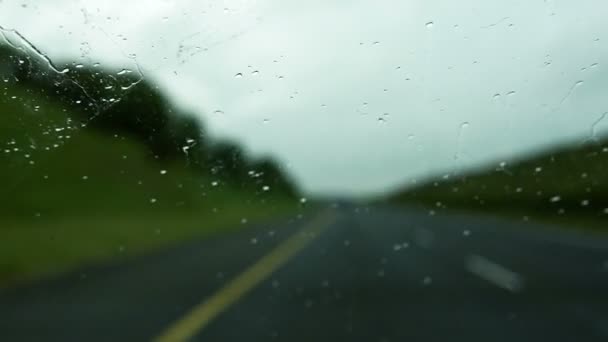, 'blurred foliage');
0,42,298,215
0,41,299,285
391,138,608,224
